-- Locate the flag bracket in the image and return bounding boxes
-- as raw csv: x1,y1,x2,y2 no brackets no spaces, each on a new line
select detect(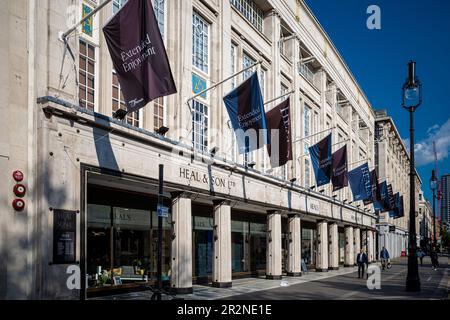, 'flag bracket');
293,126,336,144
59,0,114,43
185,60,263,107
264,90,295,106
